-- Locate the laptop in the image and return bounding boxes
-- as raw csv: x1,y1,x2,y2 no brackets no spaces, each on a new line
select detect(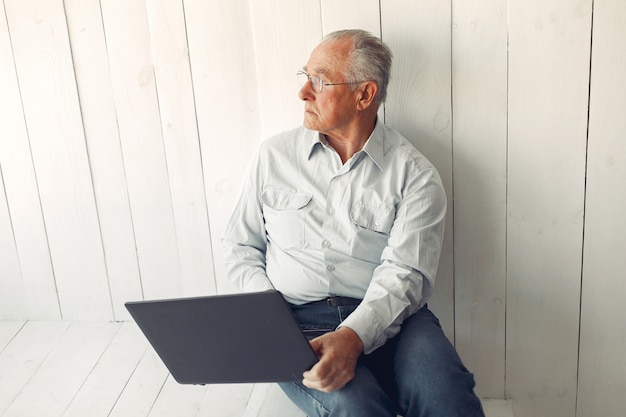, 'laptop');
125,290,318,384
